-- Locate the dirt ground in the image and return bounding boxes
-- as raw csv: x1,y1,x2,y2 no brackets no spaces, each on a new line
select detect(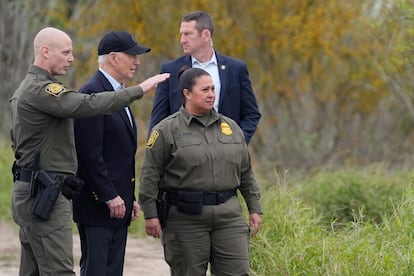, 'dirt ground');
0,221,170,276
